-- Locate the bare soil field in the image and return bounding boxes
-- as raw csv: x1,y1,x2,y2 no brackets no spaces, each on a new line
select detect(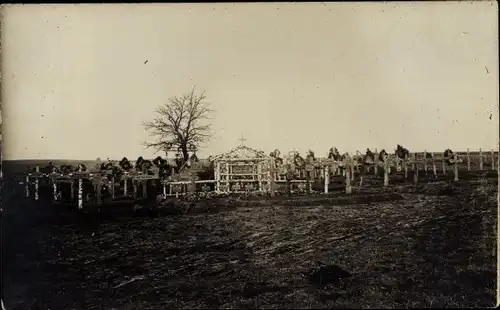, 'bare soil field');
2,172,498,309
